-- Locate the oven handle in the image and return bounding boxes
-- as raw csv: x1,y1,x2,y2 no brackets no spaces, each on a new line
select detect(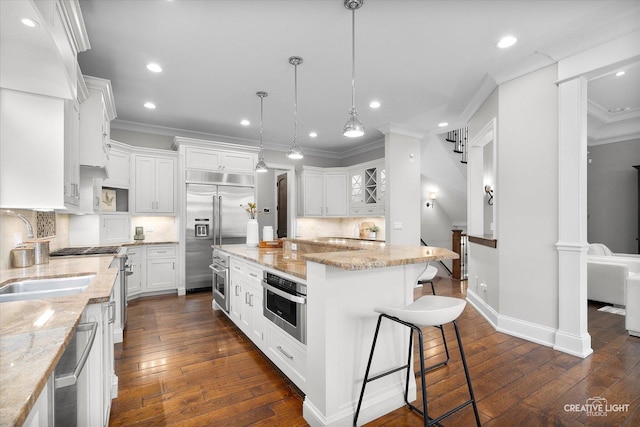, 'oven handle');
209,264,227,275
261,280,306,305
